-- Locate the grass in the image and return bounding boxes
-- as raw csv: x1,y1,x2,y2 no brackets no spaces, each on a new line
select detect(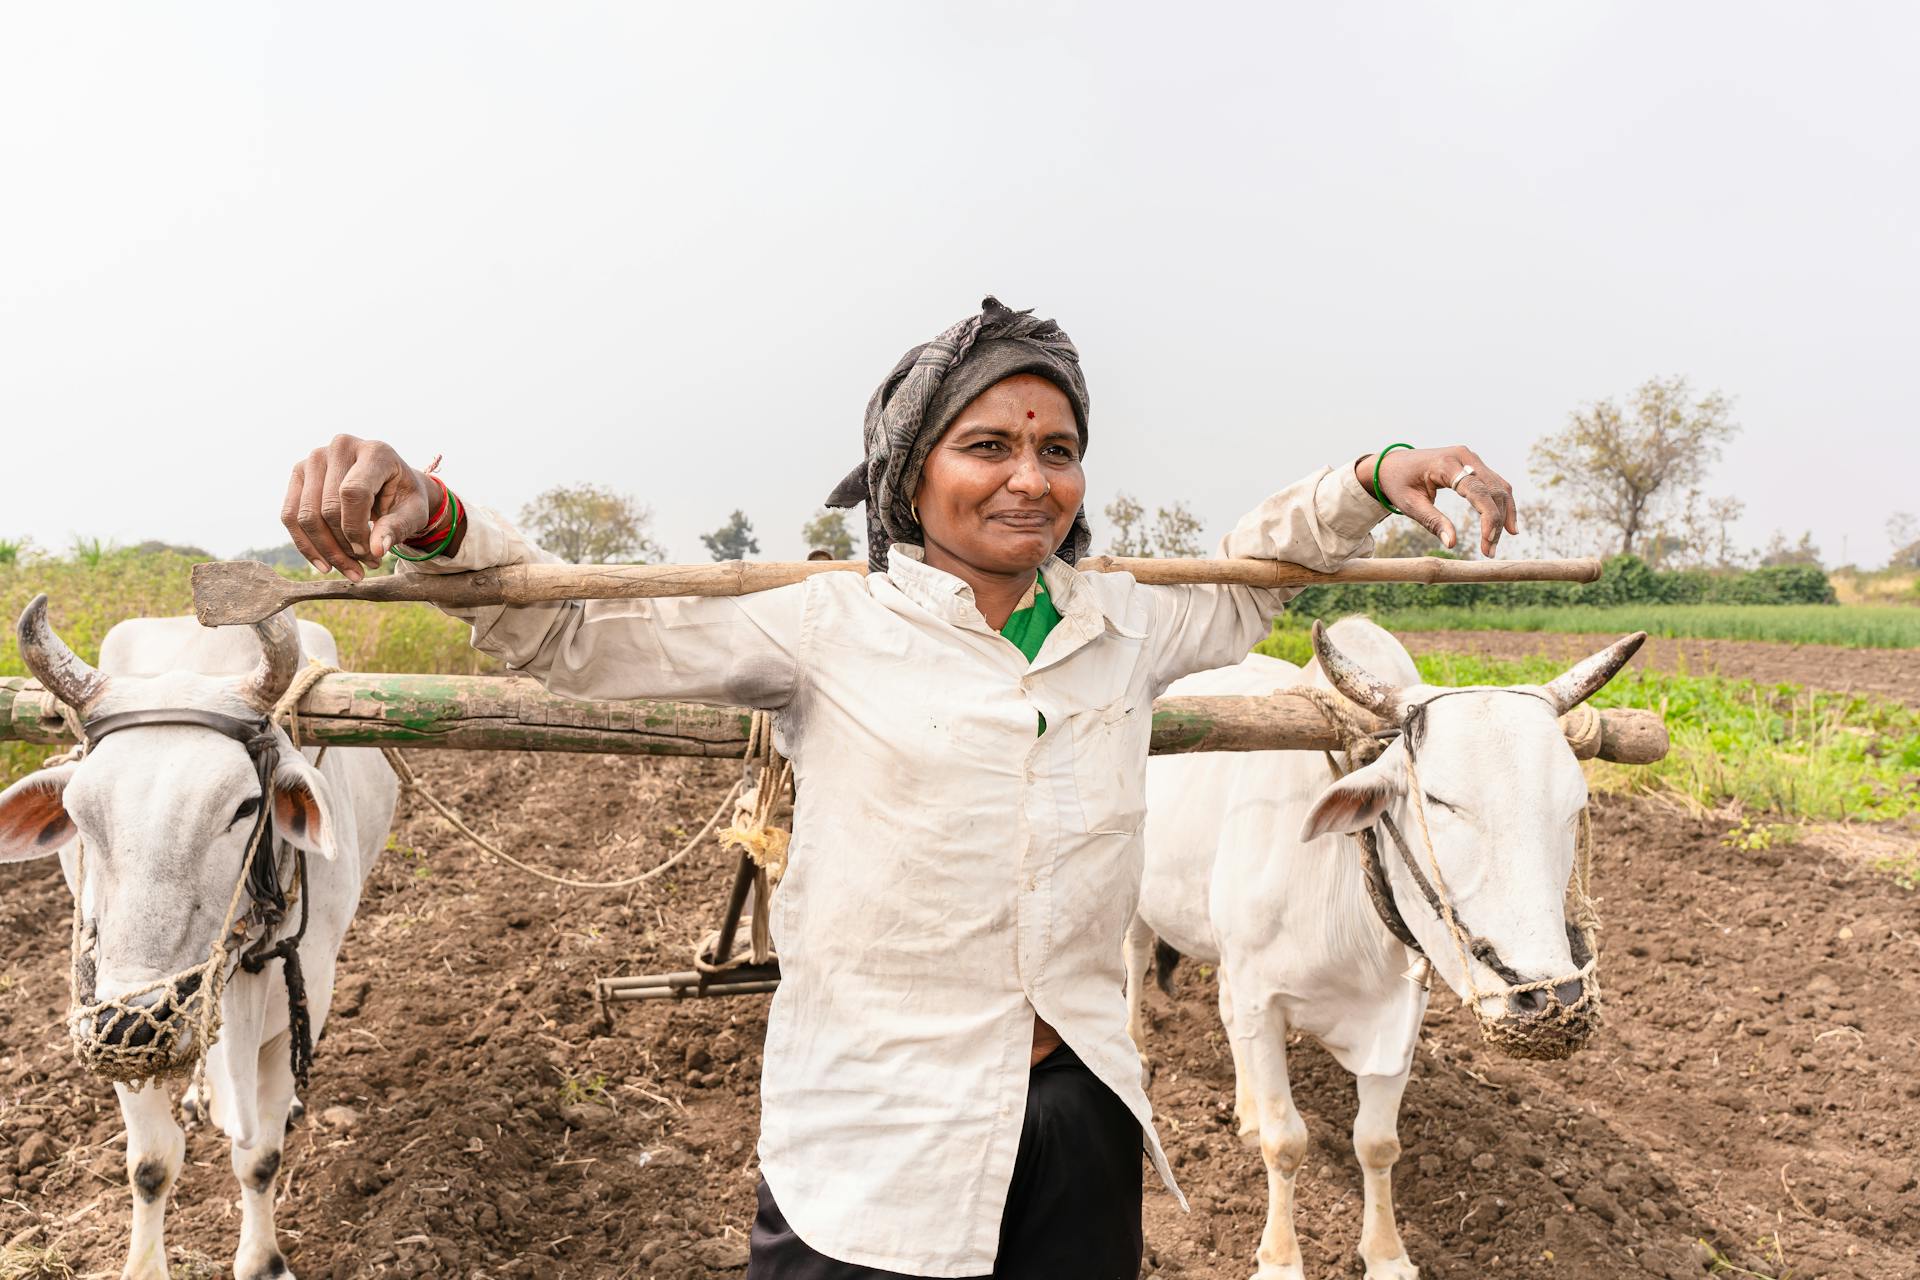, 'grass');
0,1241,75,1280
558,1070,612,1108
2,550,490,787
1299,603,1920,649
1831,567,1918,606
1254,629,1920,823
